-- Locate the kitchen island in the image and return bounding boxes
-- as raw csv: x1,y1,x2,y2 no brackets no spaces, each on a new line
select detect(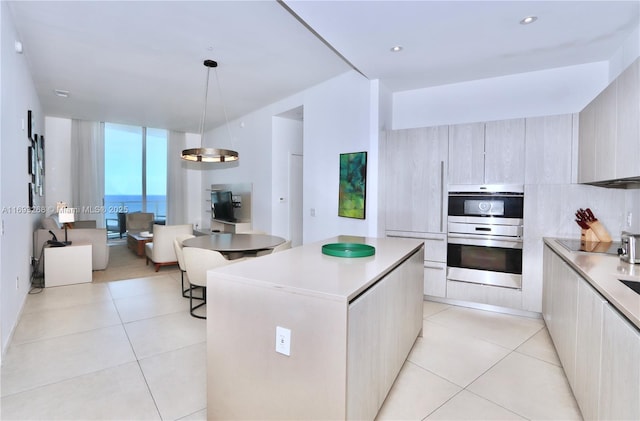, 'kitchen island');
206,235,424,420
